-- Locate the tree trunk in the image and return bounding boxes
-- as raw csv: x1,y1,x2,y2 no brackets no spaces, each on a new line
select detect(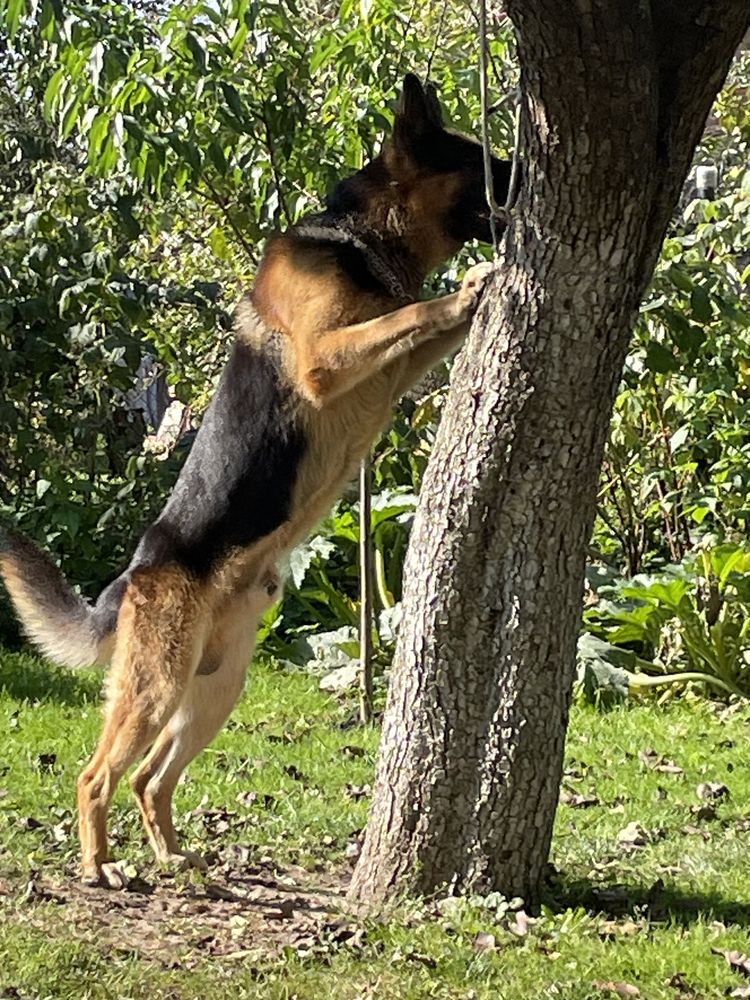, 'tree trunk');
349,1,749,907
